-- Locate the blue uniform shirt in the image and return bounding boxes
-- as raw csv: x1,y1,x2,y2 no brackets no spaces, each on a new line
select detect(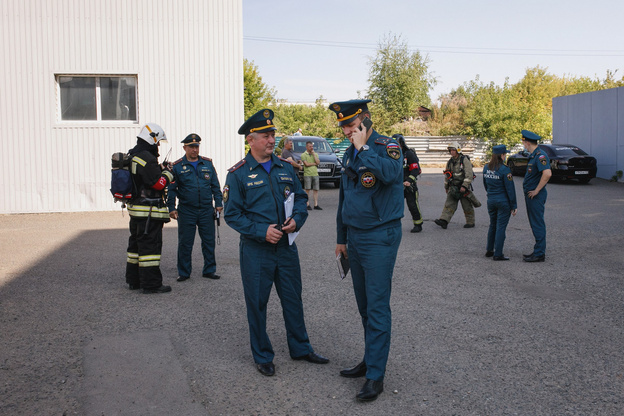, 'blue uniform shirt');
523,147,550,192
167,156,223,211
336,130,403,244
224,153,308,243
483,164,517,209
